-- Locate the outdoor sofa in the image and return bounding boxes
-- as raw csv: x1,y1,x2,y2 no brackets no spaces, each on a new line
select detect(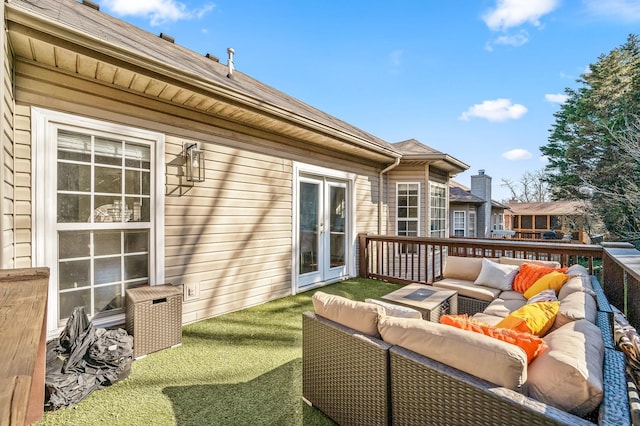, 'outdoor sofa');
302,257,631,425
